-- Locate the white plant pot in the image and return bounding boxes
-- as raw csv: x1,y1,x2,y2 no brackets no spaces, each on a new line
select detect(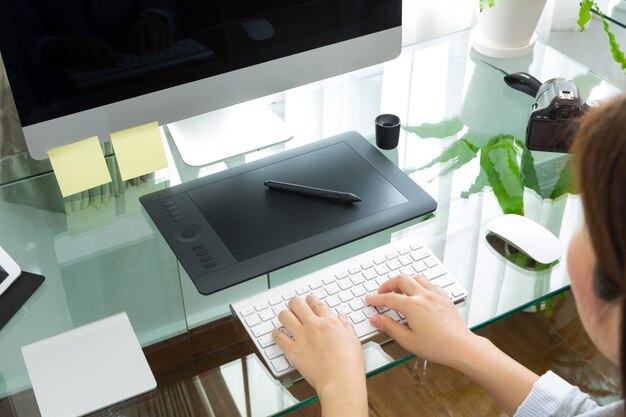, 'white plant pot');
472,0,548,58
